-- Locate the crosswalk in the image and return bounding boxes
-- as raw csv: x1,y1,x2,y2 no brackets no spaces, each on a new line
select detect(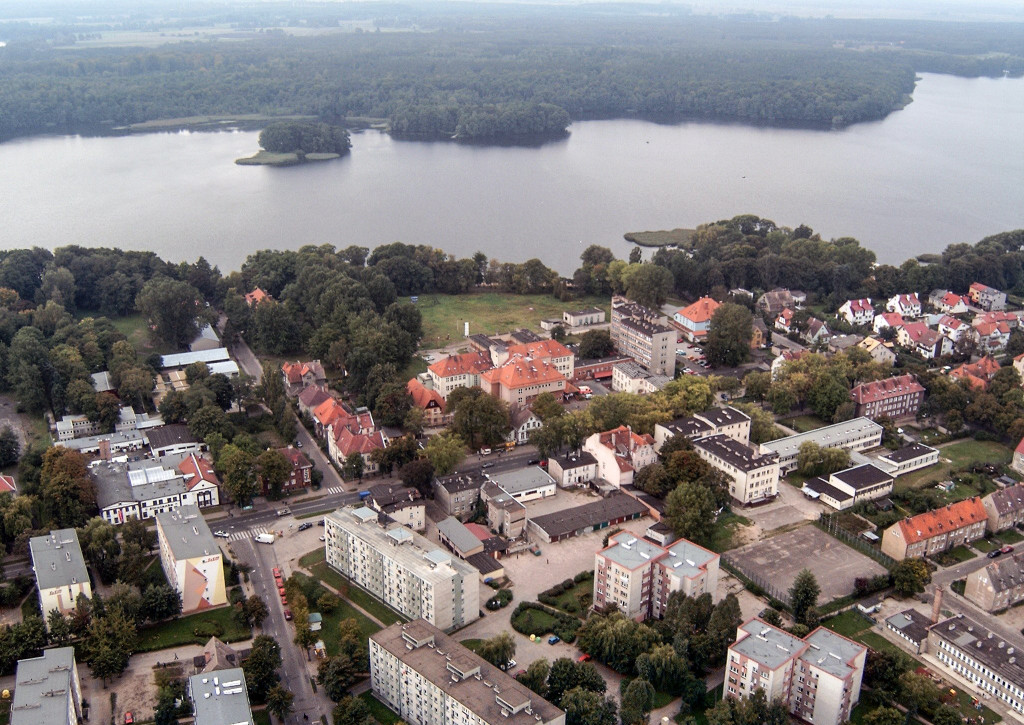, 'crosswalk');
227,526,269,542
326,486,345,495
